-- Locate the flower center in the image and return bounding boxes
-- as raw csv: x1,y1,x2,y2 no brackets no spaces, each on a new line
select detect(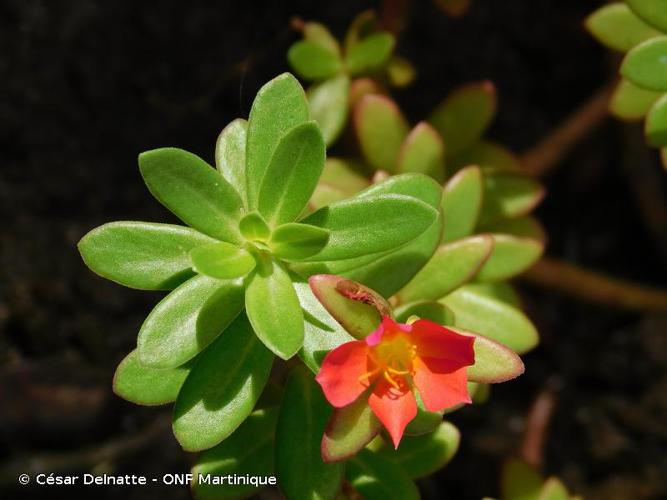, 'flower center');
360,334,417,391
